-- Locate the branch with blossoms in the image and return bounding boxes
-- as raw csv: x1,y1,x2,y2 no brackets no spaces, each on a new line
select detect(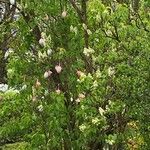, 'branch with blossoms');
69,0,93,73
